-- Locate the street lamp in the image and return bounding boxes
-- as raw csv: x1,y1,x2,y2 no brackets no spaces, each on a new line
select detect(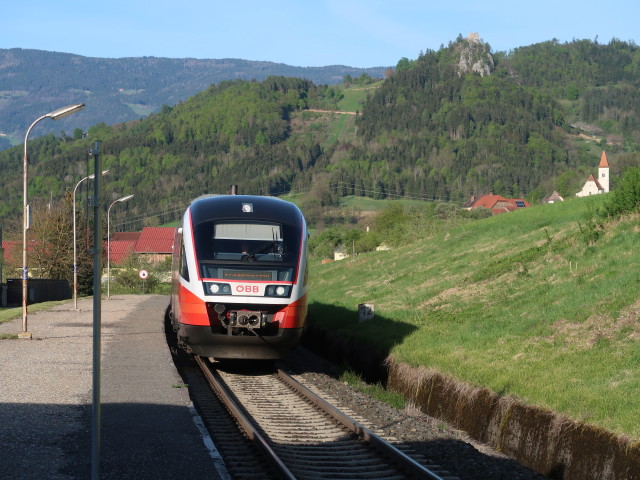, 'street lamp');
22,103,85,339
107,194,134,299
73,169,109,309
